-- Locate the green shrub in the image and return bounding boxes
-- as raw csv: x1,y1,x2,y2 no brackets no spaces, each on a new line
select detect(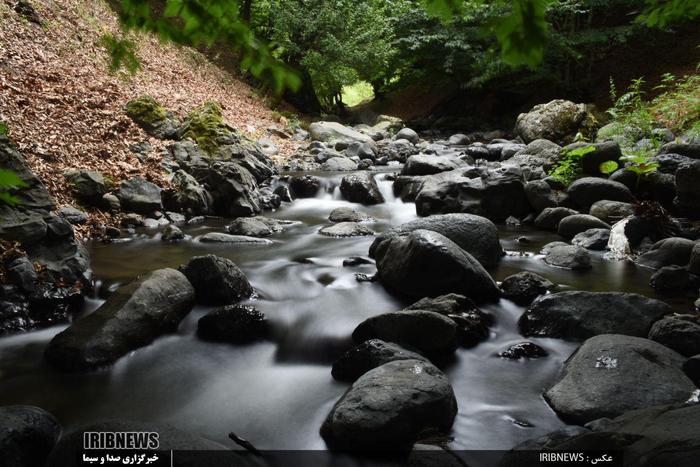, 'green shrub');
548,145,596,186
